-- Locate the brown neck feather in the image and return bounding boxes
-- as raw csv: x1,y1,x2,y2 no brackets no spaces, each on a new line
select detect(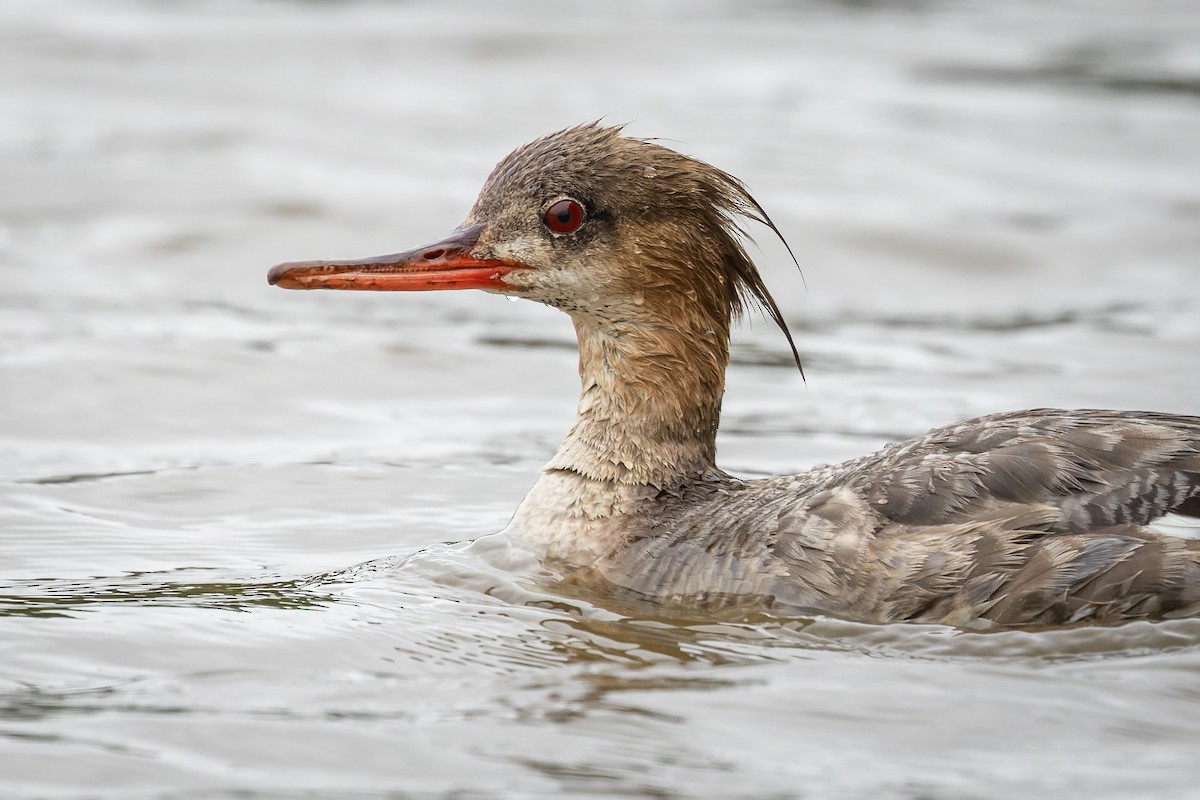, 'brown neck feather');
545,288,731,488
